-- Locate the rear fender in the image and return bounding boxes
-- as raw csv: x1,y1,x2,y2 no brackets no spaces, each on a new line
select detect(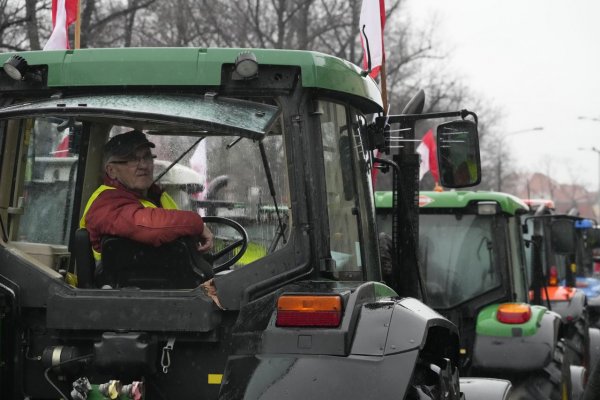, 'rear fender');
459,378,512,400
570,365,586,400
550,289,587,323
222,294,462,400
473,310,560,372
351,296,460,363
